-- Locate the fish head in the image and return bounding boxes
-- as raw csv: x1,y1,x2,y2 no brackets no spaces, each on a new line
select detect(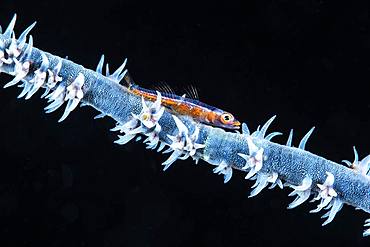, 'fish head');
212,110,241,130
